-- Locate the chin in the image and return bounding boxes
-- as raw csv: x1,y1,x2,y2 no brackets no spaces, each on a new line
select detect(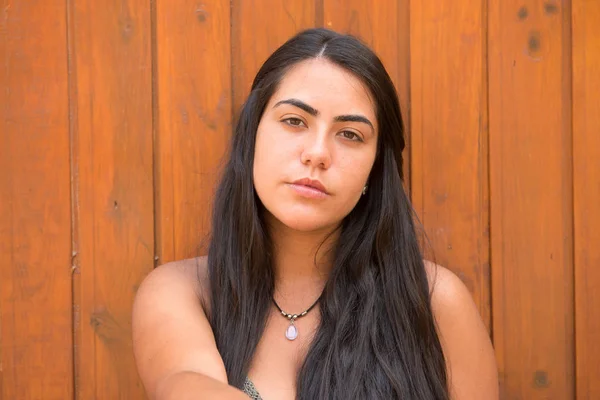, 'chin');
271,211,335,233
